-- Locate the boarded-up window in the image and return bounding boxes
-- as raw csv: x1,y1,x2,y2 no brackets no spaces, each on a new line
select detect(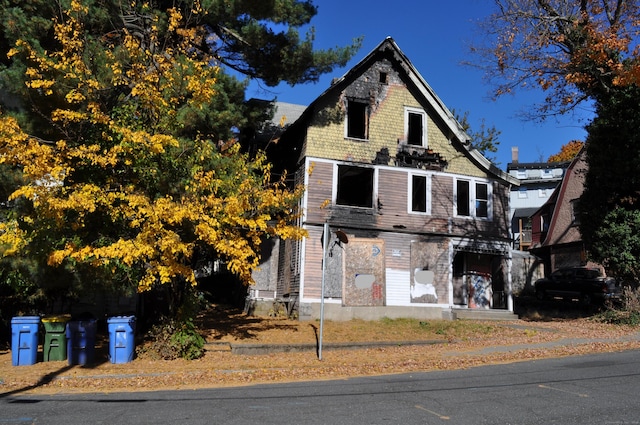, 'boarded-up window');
336,165,374,208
